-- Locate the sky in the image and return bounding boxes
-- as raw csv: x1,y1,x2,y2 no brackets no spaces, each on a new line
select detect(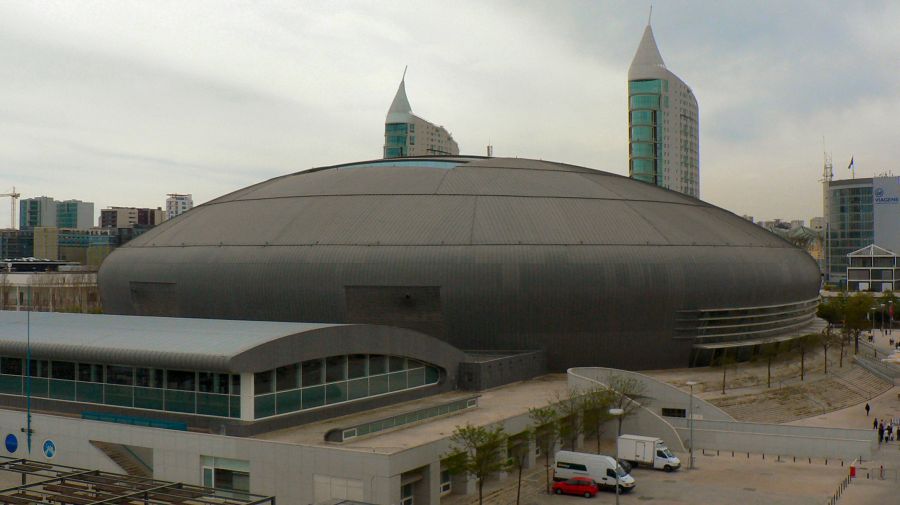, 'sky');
1,0,899,227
